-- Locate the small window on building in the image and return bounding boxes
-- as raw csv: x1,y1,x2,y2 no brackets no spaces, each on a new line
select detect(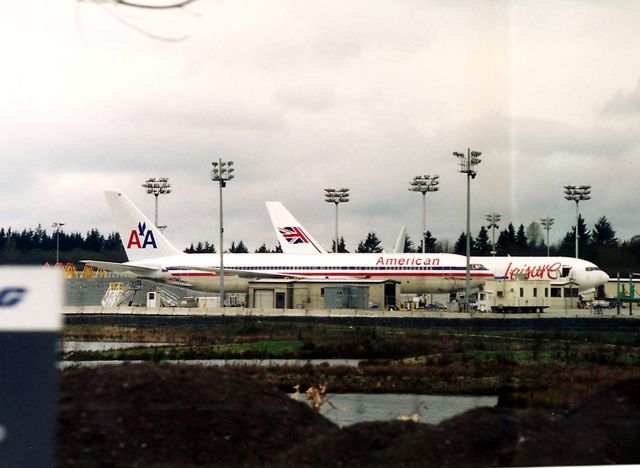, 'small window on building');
533,288,537,298
497,291,504,298
551,287,561,298
519,288,524,298
320,288,324,297
545,288,549,297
